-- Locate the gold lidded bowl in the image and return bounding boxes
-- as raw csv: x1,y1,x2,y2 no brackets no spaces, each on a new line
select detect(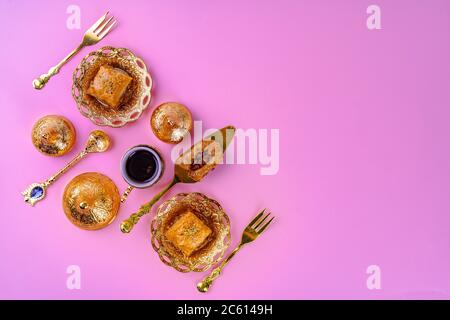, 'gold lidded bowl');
151,102,193,144
31,115,76,156
72,46,152,127
62,172,120,230
151,192,231,273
